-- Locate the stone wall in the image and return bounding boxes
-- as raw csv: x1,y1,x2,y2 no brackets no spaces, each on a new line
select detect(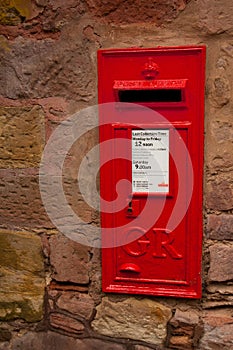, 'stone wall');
0,0,233,349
